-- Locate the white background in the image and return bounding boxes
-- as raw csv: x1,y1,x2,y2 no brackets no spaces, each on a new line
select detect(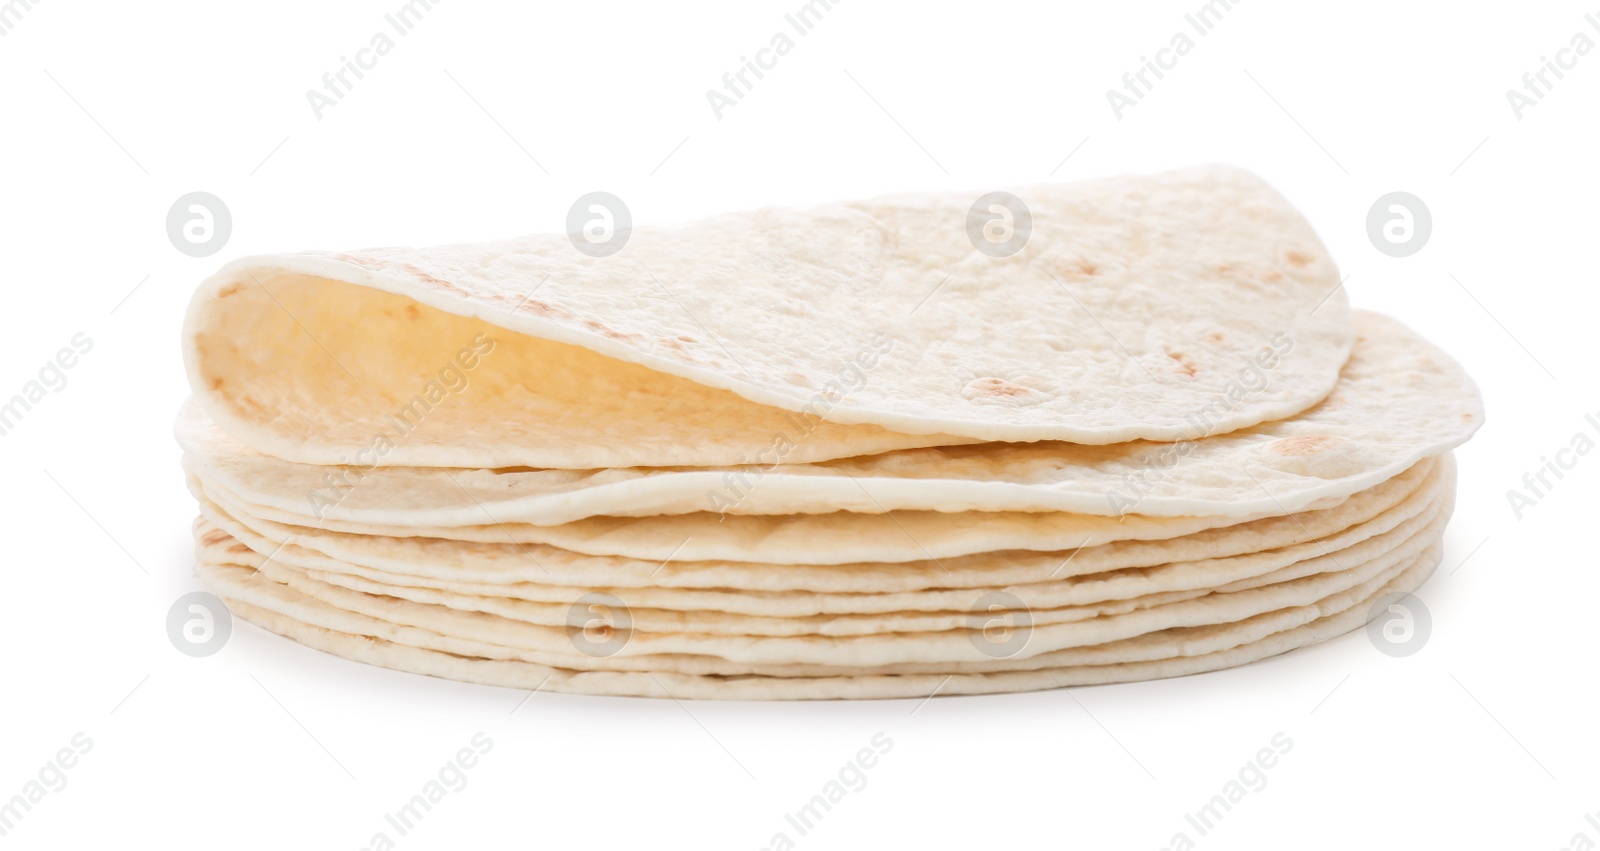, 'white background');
1,1,1596,848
